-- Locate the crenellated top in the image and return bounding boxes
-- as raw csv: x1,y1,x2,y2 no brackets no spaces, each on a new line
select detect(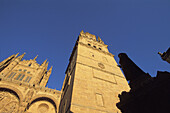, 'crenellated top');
78,30,109,53
79,30,97,41
79,30,105,44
